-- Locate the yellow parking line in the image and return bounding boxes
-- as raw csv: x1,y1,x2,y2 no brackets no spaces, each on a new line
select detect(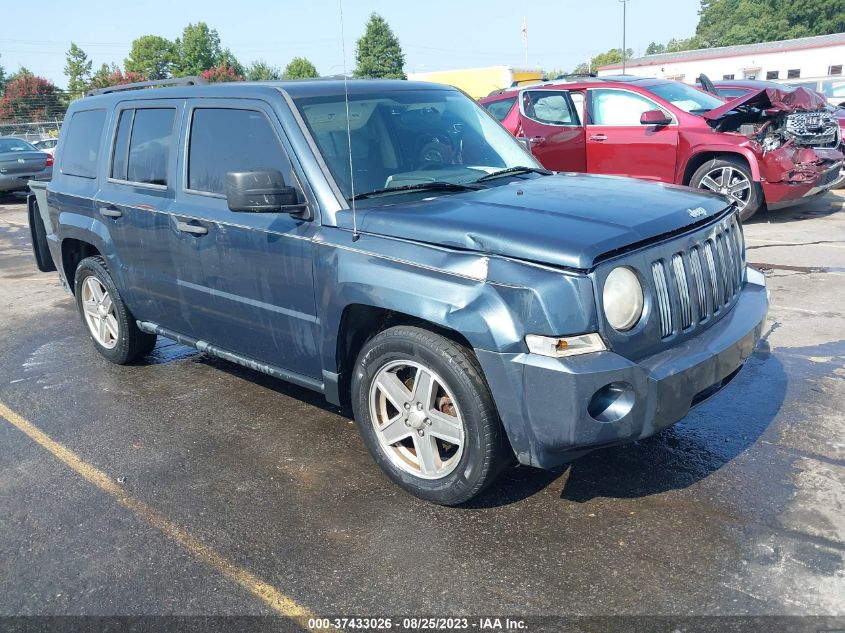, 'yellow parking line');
0,400,326,630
